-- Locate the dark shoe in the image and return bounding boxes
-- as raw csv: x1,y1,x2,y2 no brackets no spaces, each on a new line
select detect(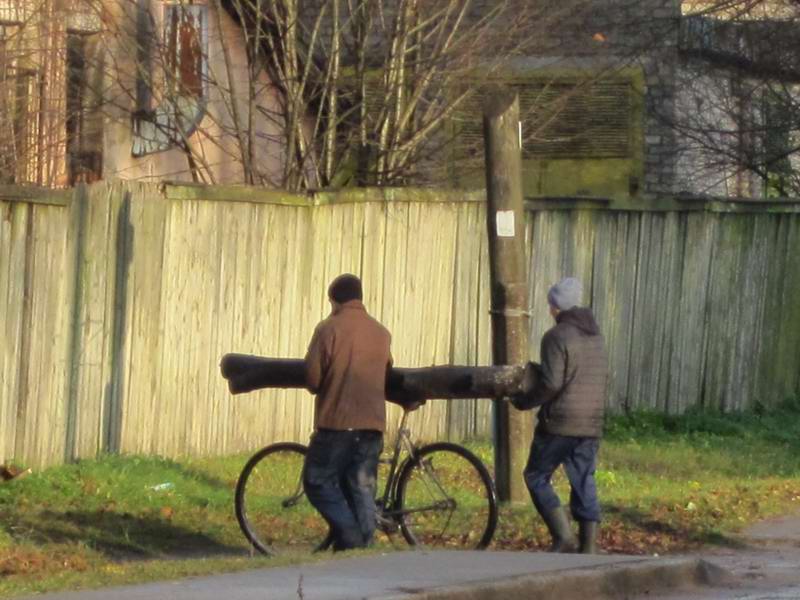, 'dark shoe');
541,506,577,553
578,521,599,554
331,528,366,552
